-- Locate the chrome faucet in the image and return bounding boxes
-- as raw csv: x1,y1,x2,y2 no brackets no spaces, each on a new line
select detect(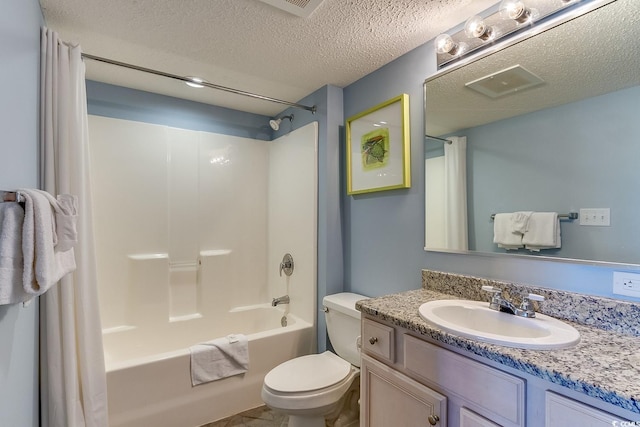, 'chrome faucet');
481,286,544,318
271,295,290,307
